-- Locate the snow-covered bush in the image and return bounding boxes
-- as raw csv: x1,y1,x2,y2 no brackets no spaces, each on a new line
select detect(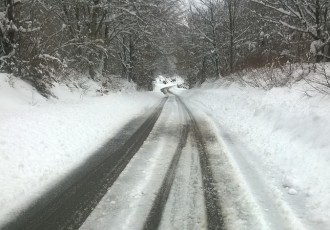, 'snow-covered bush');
304,63,330,95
